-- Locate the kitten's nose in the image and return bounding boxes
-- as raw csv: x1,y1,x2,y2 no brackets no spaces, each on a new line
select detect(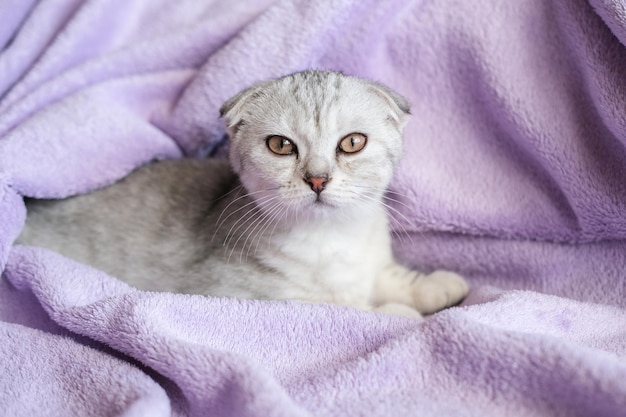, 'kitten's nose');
304,174,330,194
